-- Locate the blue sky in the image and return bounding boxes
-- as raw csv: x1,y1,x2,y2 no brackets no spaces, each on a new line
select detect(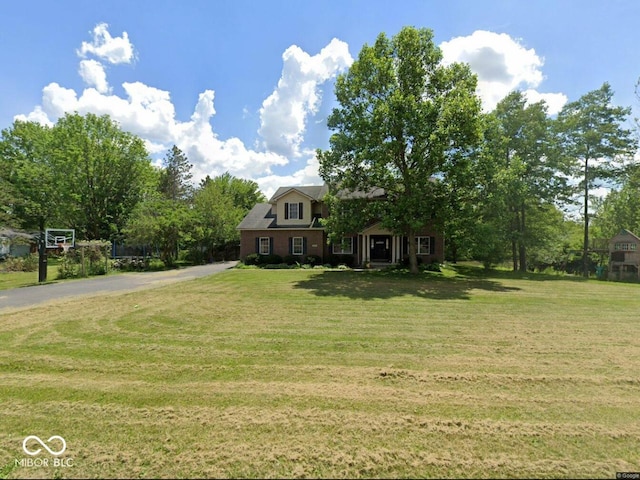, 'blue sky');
1,0,639,197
